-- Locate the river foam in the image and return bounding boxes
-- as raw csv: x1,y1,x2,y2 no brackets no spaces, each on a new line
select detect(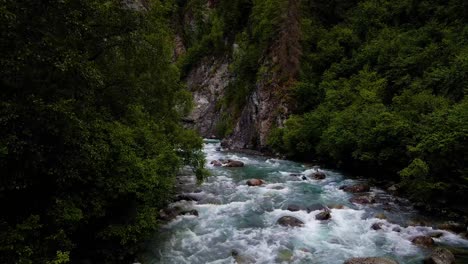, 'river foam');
145,140,468,264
